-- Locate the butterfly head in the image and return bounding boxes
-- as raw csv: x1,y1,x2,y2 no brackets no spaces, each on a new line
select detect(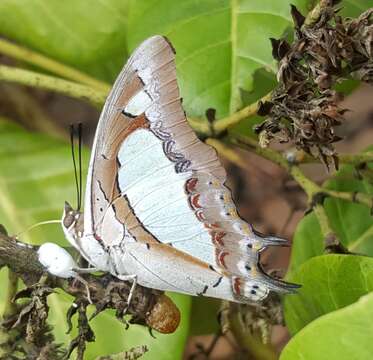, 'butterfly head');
62,201,84,247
